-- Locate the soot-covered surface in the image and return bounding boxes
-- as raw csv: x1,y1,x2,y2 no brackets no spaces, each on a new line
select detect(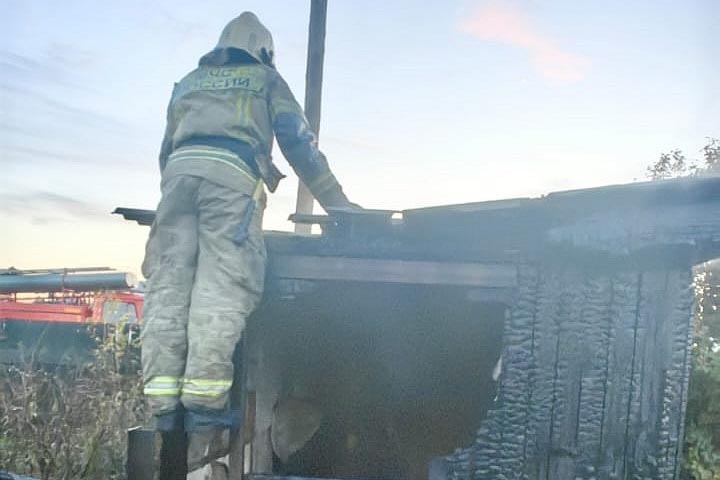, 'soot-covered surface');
117,175,720,479
251,283,505,479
